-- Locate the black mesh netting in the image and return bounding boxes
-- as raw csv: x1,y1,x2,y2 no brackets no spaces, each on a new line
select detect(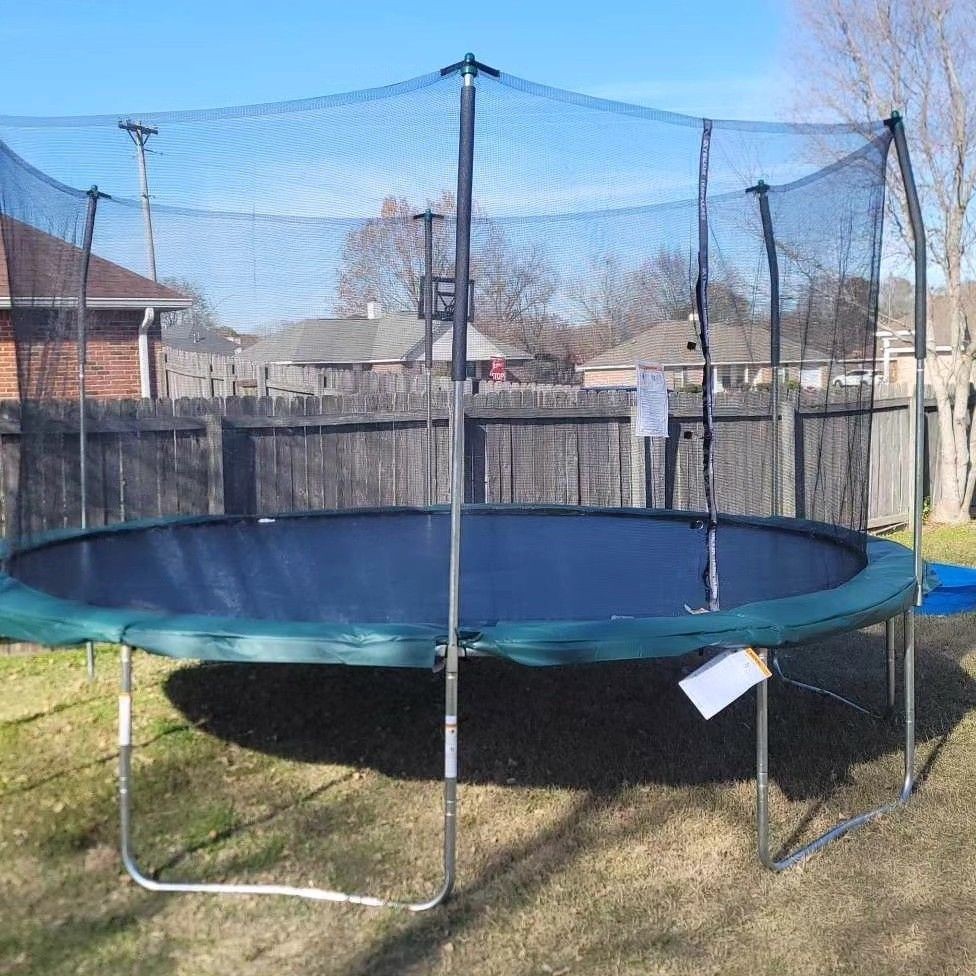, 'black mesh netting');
0,63,892,612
